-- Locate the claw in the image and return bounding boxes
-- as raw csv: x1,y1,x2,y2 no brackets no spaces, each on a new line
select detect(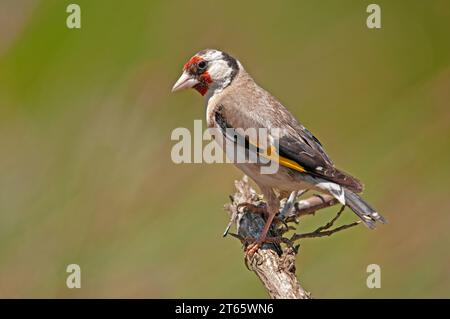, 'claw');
244,236,294,256
245,241,261,257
